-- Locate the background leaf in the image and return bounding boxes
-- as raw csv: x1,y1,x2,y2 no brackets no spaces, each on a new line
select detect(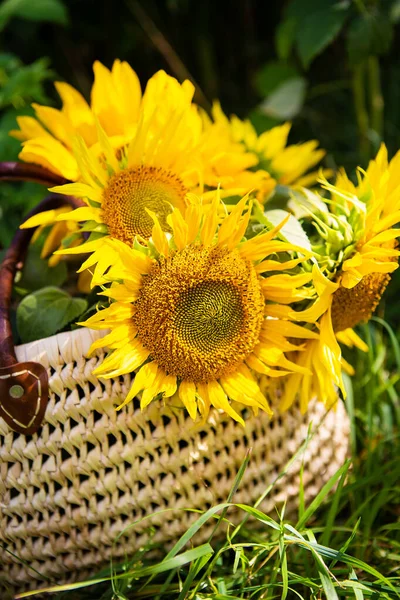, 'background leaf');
258,77,306,120
275,17,297,60
16,286,87,343
0,0,68,31
296,3,349,68
347,11,394,66
16,241,68,293
254,61,299,97
263,208,312,251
